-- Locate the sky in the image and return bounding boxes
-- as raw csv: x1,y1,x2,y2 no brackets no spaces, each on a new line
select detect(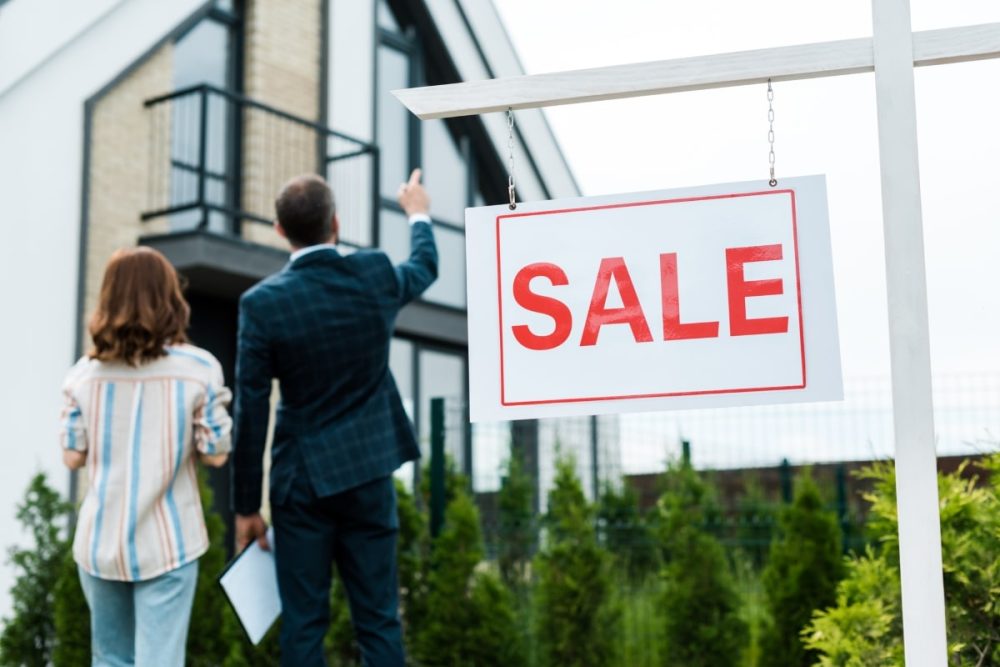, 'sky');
479,0,1000,477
